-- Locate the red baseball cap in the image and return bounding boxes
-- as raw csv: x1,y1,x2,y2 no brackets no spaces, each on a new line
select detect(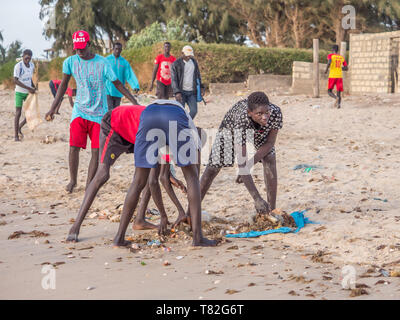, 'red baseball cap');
72,30,90,50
